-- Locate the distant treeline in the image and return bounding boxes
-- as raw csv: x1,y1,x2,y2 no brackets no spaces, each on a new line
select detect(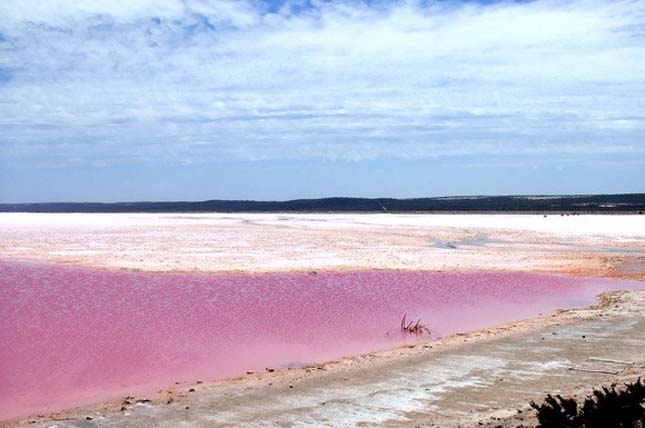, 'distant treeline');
1,194,644,213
